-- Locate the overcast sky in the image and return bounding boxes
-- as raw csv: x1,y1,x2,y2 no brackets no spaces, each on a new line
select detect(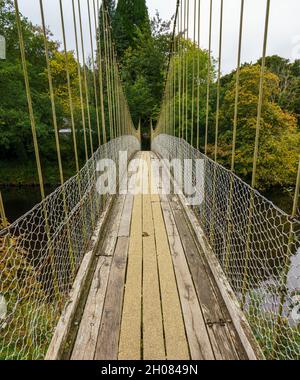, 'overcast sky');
18,0,300,74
